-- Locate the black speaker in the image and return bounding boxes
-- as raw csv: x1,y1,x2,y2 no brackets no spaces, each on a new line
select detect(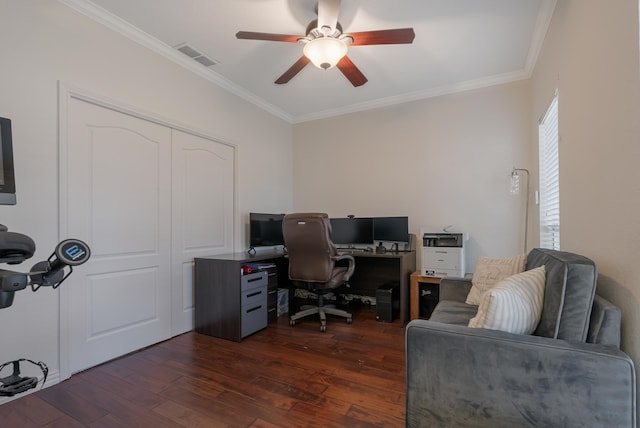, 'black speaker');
376,283,399,322
418,283,440,319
